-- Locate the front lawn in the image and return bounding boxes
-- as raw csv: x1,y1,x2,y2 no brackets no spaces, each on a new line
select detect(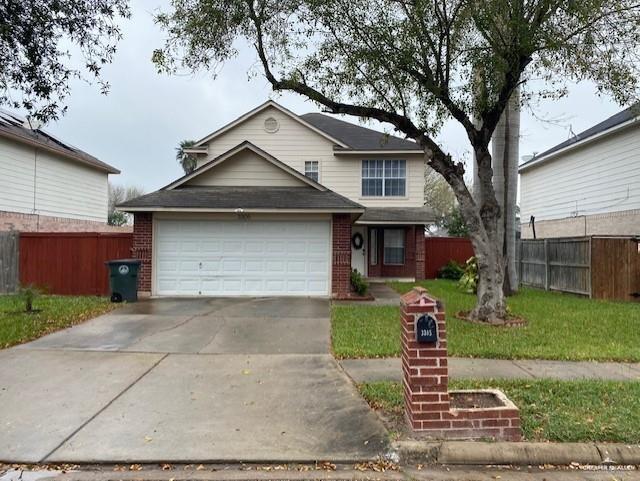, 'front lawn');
359,379,640,443
331,279,640,361
0,294,115,349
